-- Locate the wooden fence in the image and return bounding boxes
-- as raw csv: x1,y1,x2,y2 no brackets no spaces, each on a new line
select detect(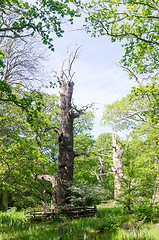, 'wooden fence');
24,206,97,221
